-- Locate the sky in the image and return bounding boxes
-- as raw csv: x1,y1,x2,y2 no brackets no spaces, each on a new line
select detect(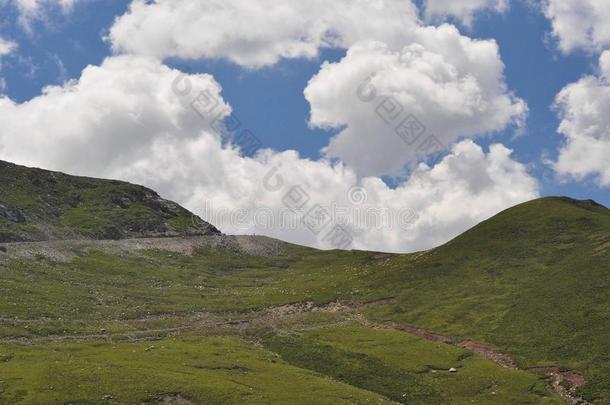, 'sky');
0,0,608,253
